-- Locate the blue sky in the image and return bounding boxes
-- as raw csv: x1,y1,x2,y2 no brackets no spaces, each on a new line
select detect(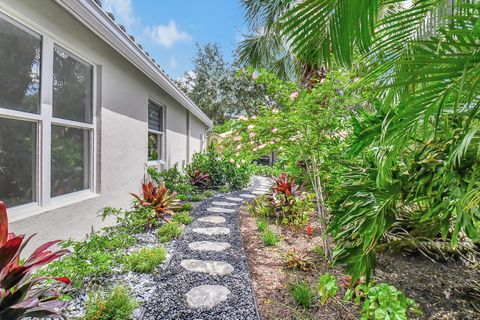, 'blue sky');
102,0,247,79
